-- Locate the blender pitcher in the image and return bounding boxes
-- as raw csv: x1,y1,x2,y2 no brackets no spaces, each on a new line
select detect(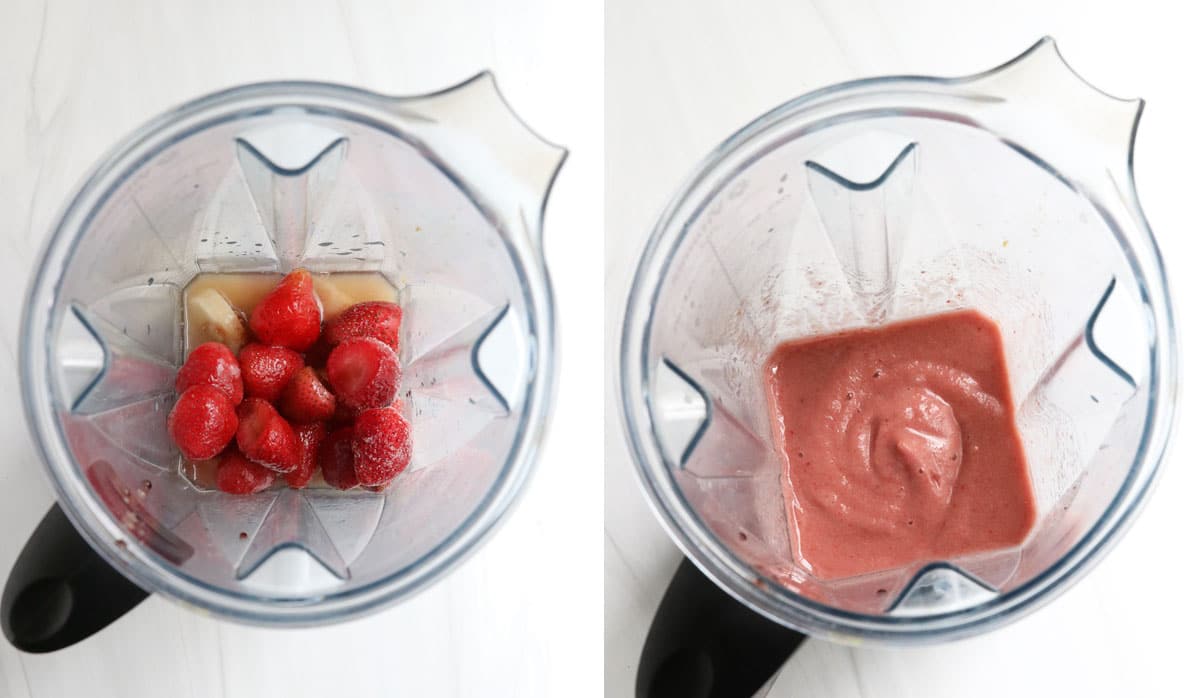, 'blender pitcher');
621,38,1176,695
3,75,565,652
